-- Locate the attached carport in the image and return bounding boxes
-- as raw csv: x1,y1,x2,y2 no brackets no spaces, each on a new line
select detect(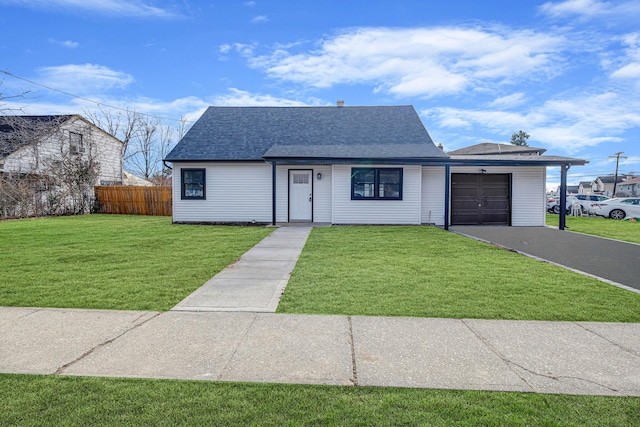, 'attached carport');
444,155,588,230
